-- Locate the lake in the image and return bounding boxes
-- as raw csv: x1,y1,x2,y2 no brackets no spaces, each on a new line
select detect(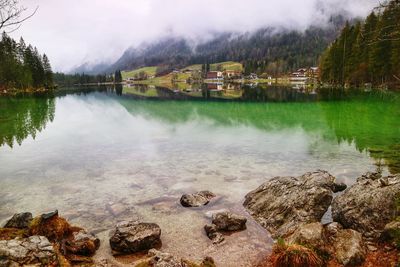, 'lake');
0,86,399,266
